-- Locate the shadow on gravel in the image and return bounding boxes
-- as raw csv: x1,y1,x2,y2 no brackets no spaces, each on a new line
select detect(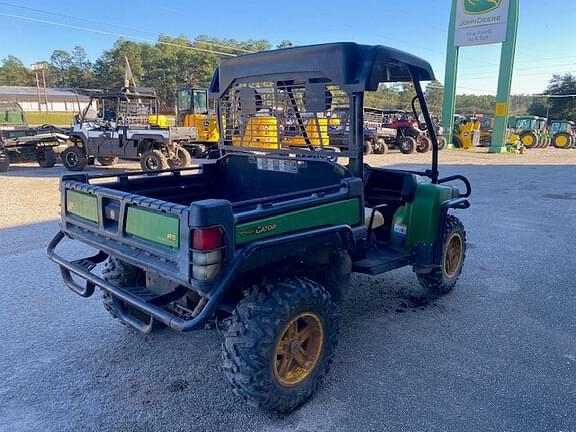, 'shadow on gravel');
0,161,140,178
